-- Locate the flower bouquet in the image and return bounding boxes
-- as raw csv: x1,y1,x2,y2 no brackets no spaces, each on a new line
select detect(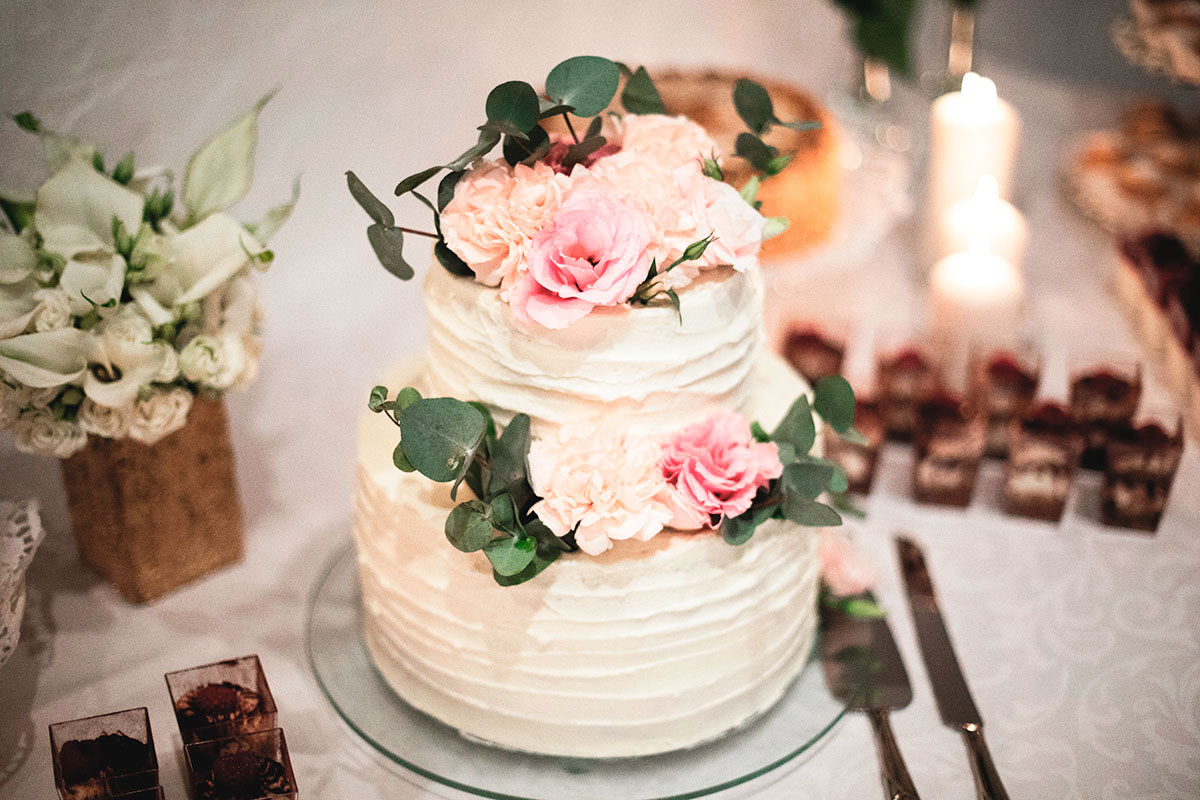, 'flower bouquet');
0,96,297,601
